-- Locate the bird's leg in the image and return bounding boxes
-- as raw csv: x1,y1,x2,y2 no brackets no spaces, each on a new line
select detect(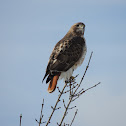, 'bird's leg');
65,76,75,83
